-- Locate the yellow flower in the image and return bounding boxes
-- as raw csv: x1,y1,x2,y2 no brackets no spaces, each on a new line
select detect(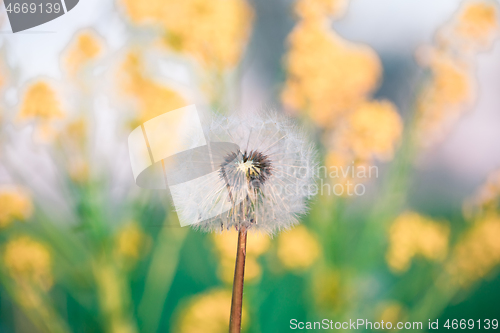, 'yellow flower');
63,30,103,76
294,0,350,20
120,52,187,125
212,231,270,283
324,151,355,173
312,267,342,310
377,301,407,329
323,150,369,190
62,118,87,147
386,212,449,273
282,19,381,127
3,236,53,290
218,255,262,284
0,61,7,91
120,0,253,69
416,51,473,146
416,1,499,147
426,54,472,106
447,213,500,287
335,100,403,161
93,262,138,333
56,118,90,183
0,186,33,228
173,289,248,333
18,81,64,121
452,1,499,49
115,222,151,260
277,225,320,270
95,264,123,313
17,80,64,142
322,100,401,189
212,230,270,257
463,168,500,218
117,0,163,22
